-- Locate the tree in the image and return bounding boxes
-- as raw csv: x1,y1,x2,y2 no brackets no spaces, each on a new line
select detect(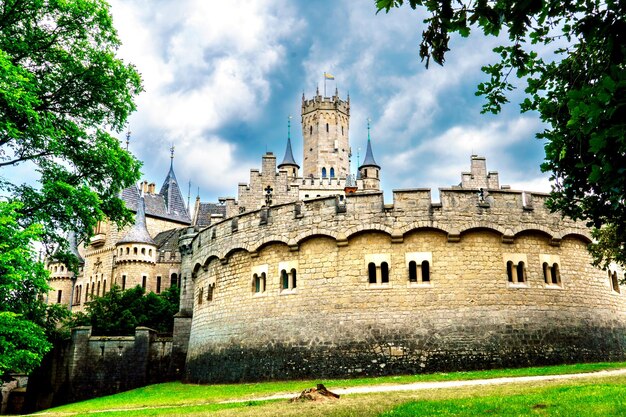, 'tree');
0,201,68,380
67,285,181,336
0,0,142,254
376,0,626,268
0,0,142,376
